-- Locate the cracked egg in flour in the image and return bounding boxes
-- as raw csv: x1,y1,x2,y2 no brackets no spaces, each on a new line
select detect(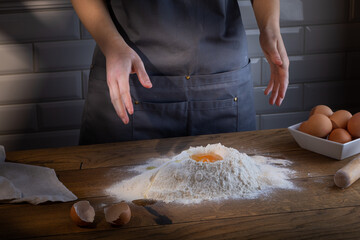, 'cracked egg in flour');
106,143,296,204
